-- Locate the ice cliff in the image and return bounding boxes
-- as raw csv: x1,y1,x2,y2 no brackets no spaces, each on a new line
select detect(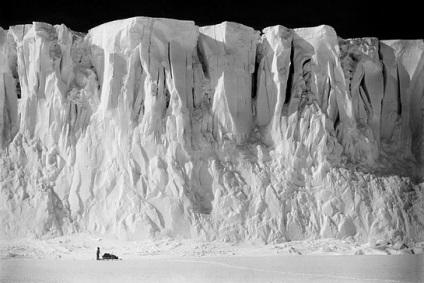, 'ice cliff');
1,17,424,244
